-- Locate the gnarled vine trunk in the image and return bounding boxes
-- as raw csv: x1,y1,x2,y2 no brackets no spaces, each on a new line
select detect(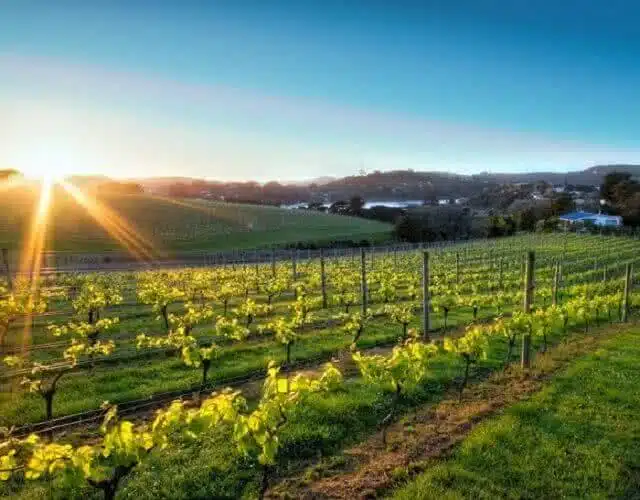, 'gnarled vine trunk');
381,382,402,445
